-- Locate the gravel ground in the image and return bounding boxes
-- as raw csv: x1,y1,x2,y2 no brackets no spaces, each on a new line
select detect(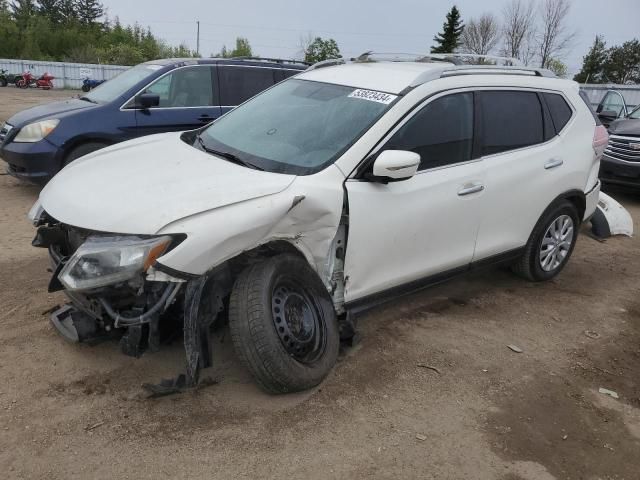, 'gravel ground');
0,88,639,480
